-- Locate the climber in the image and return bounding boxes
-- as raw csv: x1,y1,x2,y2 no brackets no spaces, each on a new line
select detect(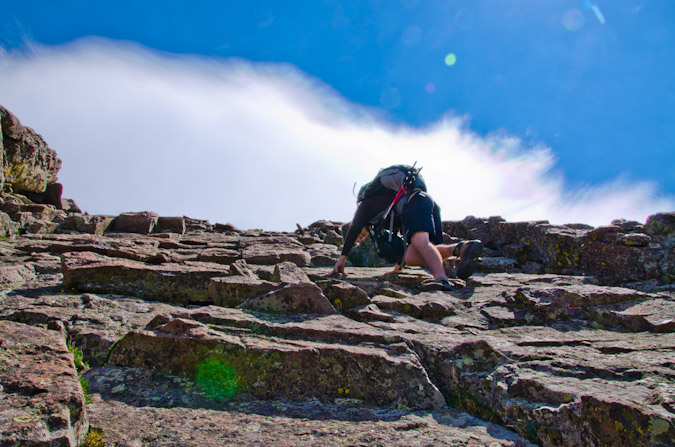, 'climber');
327,165,483,291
